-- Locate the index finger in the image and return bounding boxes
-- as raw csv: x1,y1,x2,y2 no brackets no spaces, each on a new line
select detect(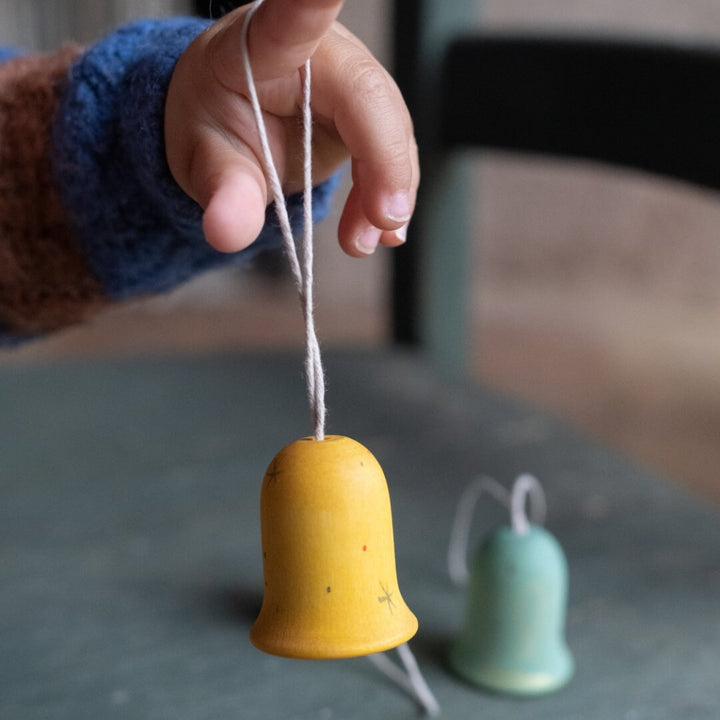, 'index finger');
214,0,345,83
